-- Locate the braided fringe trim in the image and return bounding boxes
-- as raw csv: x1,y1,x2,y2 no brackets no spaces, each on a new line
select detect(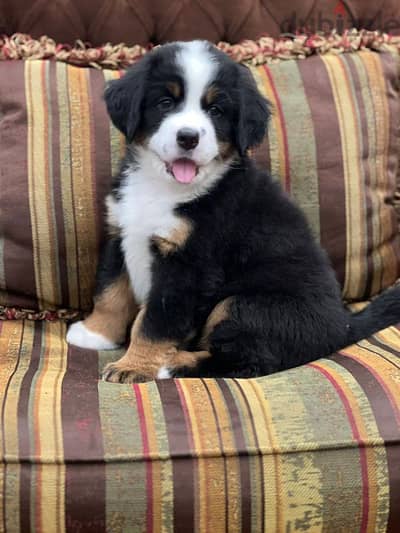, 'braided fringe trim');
0,306,82,321
1,29,399,69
